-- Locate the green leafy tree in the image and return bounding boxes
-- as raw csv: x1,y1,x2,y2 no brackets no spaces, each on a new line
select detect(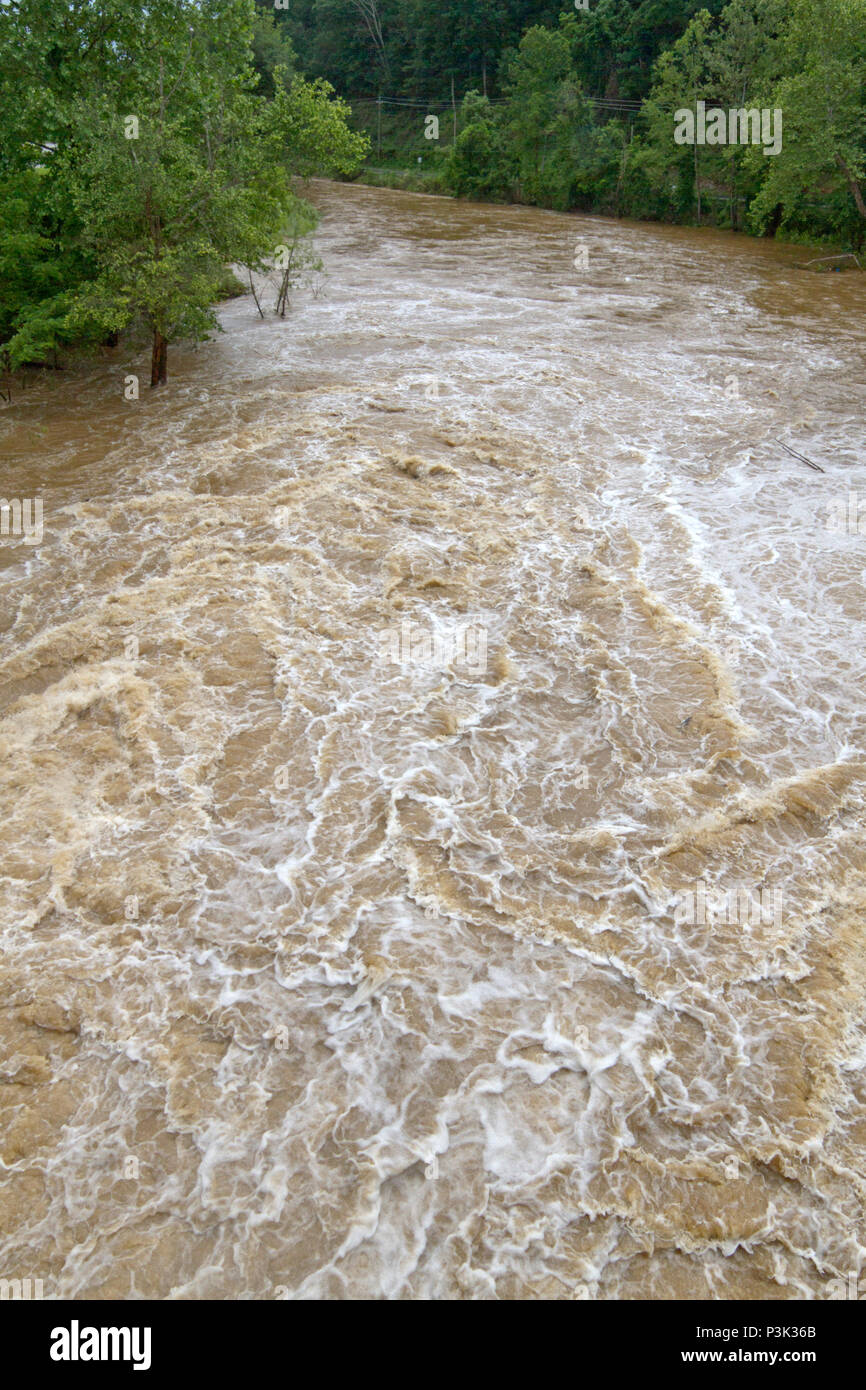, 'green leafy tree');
641,9,714,221
444,23,622,213
500,26,575,205
446,92,514,199
750,0,866,244
638,0,785,229
0,170,87,386
565,0,726,103
0,0,367,387
251,8,299,97
706,0,784,229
